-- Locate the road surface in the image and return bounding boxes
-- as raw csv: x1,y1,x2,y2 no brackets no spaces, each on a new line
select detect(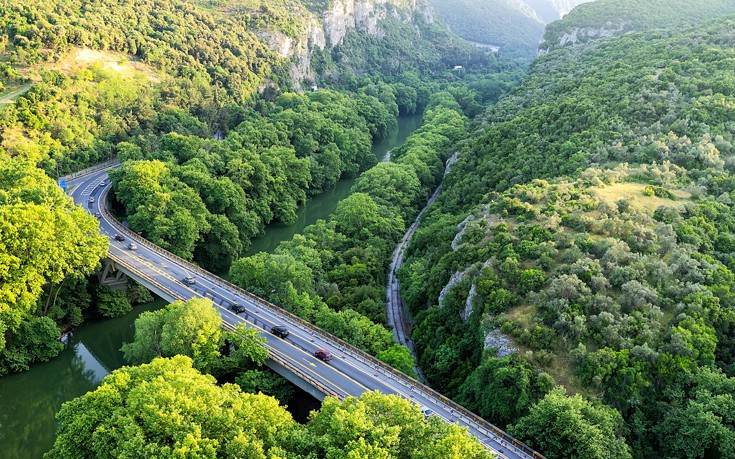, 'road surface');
66,168,544,459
